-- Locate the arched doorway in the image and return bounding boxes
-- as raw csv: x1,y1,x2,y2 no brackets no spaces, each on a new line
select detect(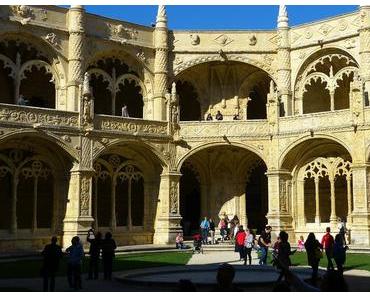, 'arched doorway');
179,144,268,235
179,161,201,236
